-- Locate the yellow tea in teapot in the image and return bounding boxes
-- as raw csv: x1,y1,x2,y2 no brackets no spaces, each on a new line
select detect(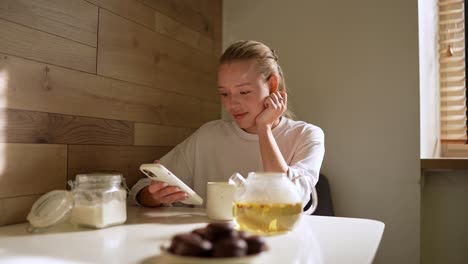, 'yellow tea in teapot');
233,202,302,235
